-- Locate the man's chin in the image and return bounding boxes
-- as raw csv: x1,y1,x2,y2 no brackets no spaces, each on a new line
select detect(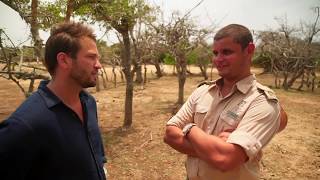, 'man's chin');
82,81,97,88
217,71,227,77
